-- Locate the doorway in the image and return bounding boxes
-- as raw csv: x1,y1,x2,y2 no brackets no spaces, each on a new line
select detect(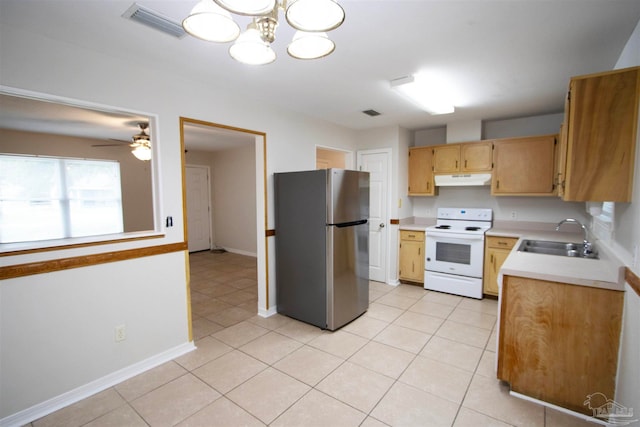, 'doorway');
180,117,269,318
